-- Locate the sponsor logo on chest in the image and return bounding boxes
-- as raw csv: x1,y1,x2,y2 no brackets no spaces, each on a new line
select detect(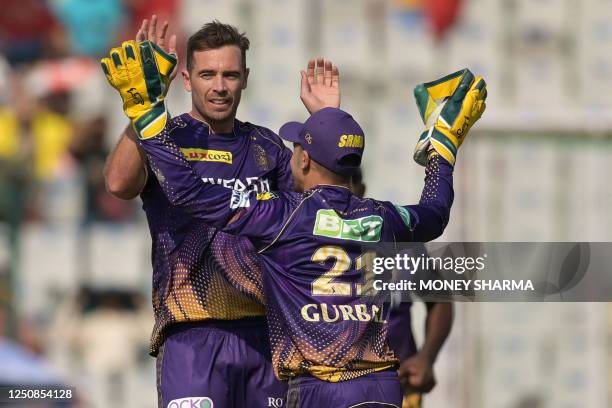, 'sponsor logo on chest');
180,148,233,164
